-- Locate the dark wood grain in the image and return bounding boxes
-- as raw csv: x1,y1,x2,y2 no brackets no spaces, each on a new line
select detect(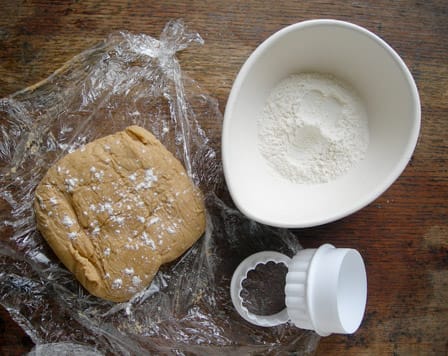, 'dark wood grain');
0,0,447,355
